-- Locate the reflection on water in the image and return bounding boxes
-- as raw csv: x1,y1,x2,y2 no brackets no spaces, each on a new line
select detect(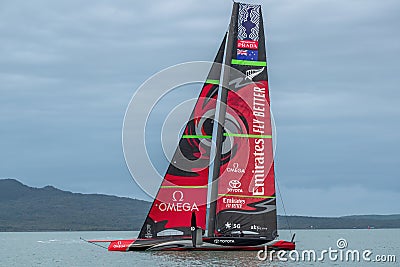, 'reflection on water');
152,251,268,266
0,229,398,266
